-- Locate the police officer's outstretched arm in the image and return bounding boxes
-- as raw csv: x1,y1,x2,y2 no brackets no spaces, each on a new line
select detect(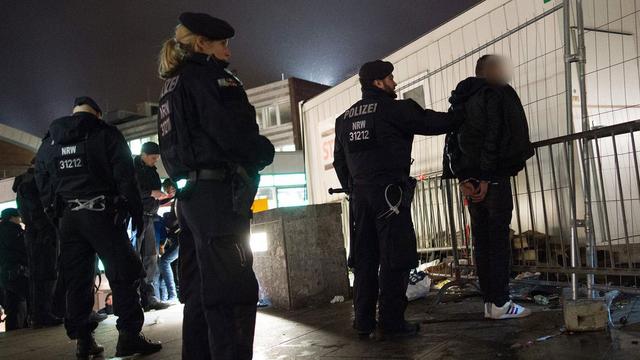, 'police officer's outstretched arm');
106,128,144,229
189,75,274,170
396,99,462,136
332,120,350,190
